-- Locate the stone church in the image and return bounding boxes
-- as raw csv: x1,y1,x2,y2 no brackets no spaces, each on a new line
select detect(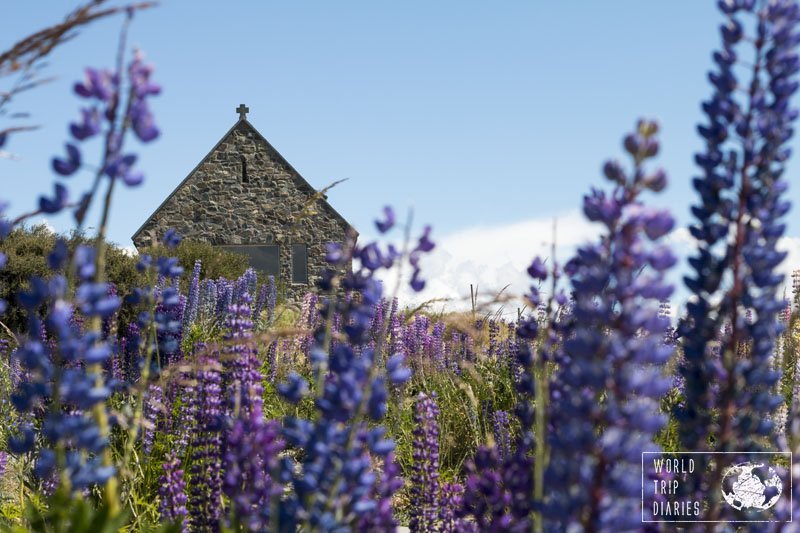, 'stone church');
132,105,354,301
